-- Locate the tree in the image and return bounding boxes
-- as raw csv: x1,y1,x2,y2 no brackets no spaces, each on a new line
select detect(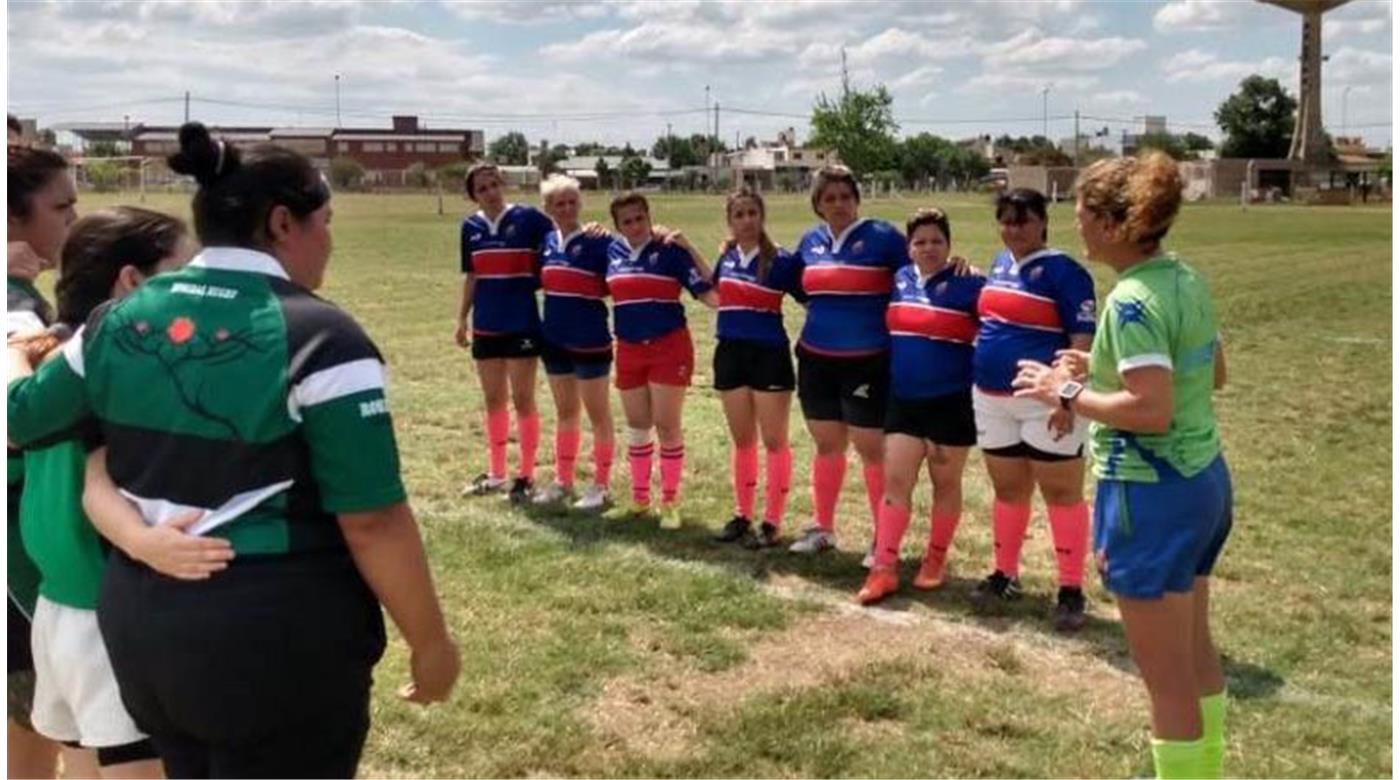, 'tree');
1215,75,1297,159
1378,151,1391,186
535,139,564,176
1137,133,1189,161
328,157,365,190
575,141,605,156
87,139,121,157
404,161,431,188
488,131,529,165
1182,132,1215,152
896,133,955,189
809,82,899,177
620,155,652,188
594,158,612,190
